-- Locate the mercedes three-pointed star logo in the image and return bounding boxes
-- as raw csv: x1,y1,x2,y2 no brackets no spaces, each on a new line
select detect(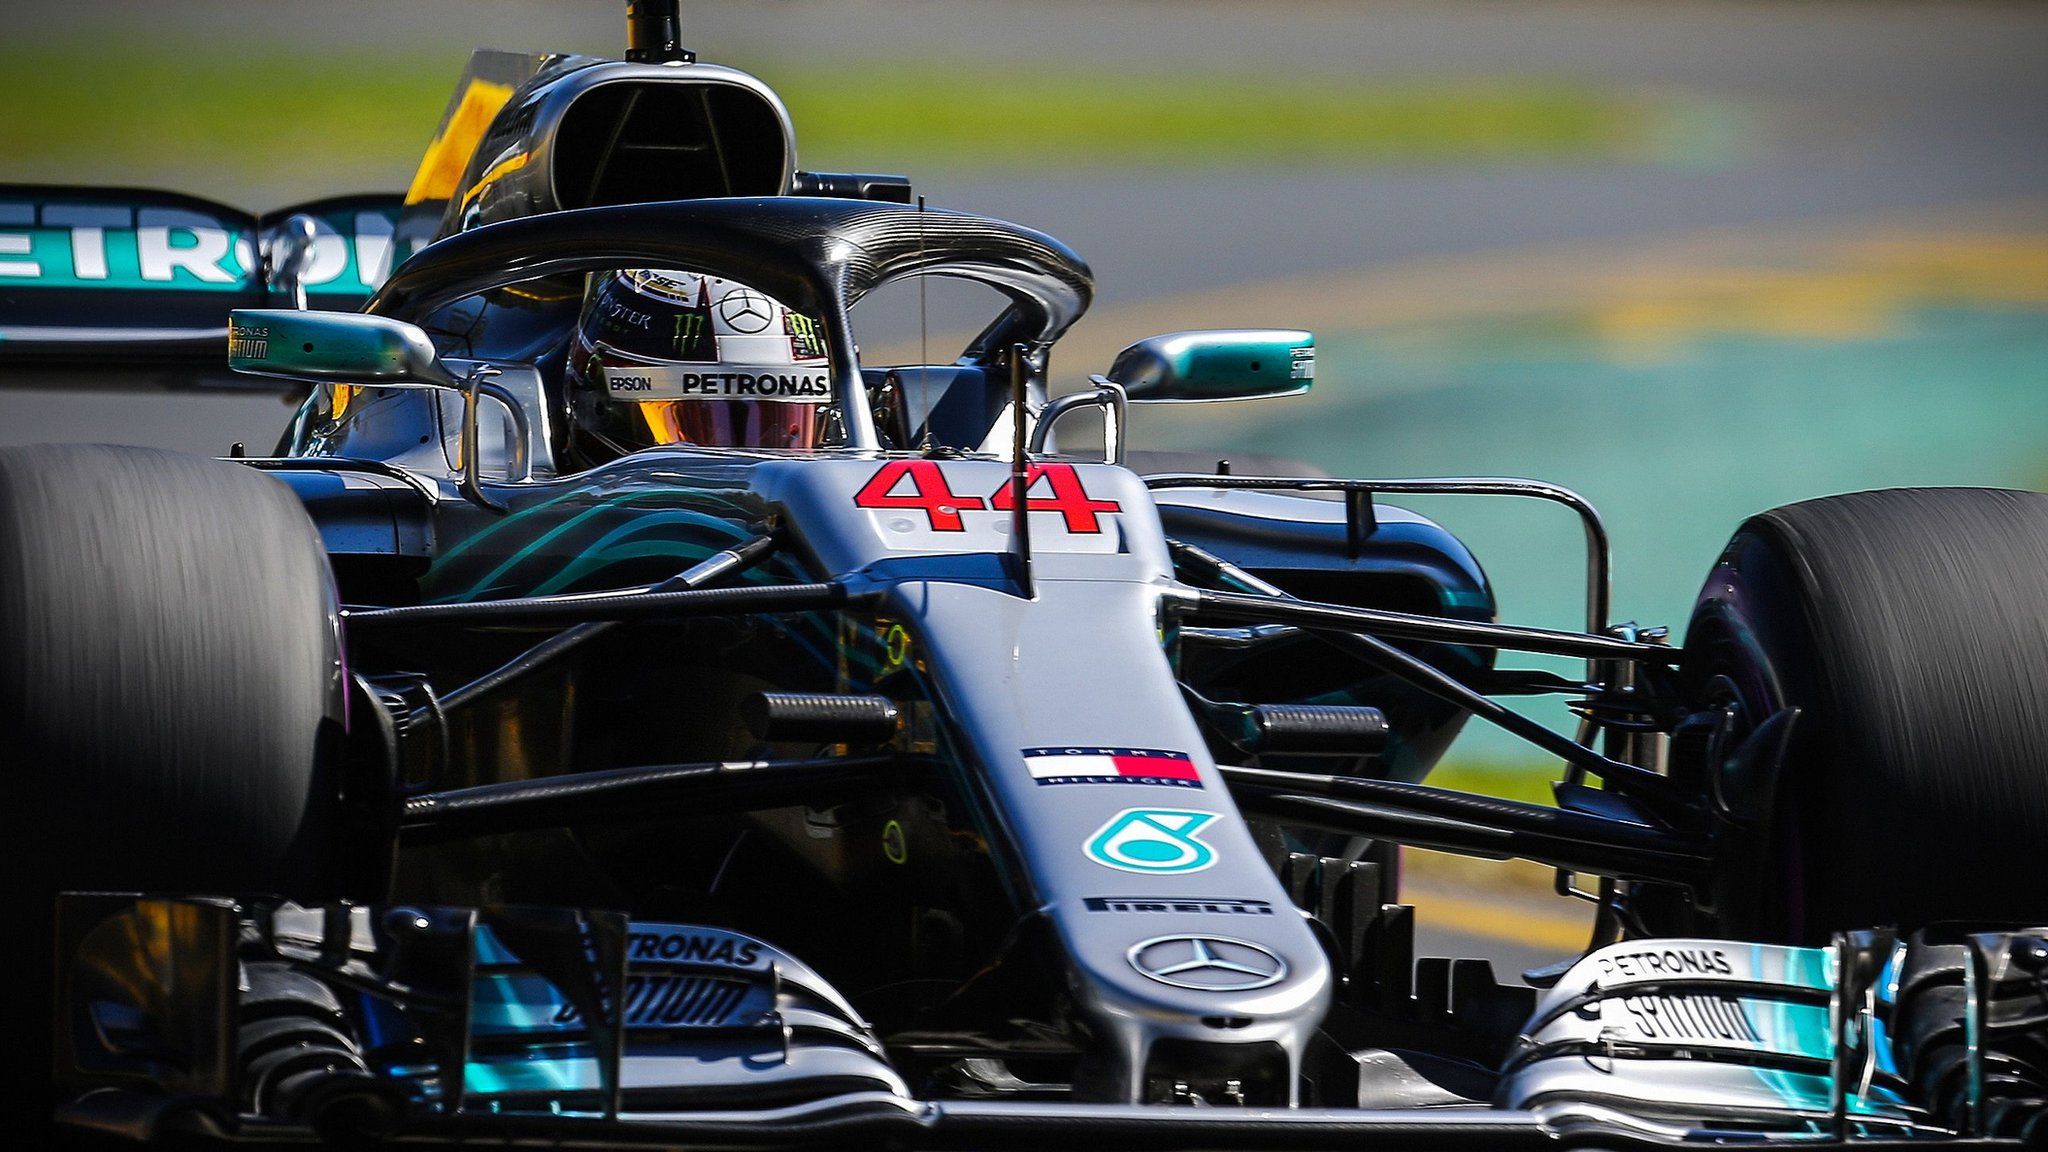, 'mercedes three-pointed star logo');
1126,934,1287,991
716,287,775,334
